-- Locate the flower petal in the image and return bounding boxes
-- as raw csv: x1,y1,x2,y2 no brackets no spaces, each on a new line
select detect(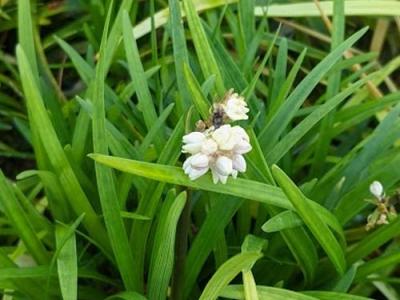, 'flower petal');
190,153,209,168
211,167,220,184
219,175,229,184
183,132,206,144
182,143,203,154
188,167,209,180
212,125,231,145
232,126,250,142
232,154,246,172
231,170,238,179
201,138,218,155
233,140,252,154
215,156,233,176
